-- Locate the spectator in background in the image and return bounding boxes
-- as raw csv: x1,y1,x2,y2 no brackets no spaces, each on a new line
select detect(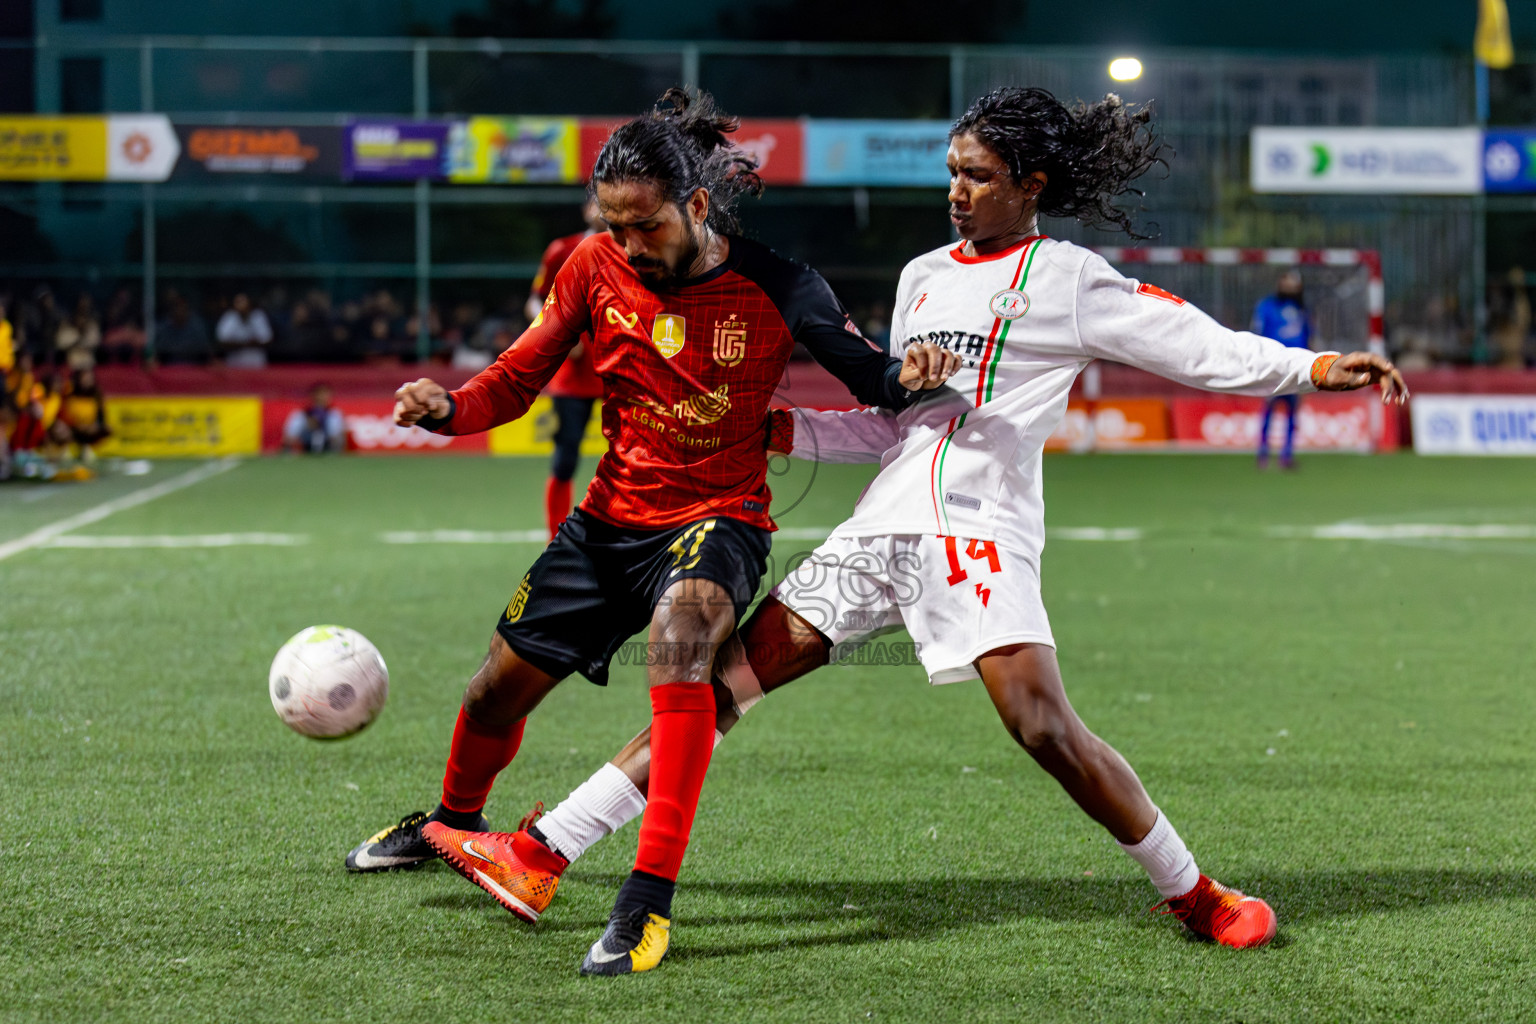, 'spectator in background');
360,312,404,361
1488,266,1530,369
21,286,61,366
283,296,332,362
1251,270,1312,470
404,302,442,362
101,287,146,365
59,366,110,463
334,299,365,361
862,301,891,350
281,383,346,454
156,291,213,365
526,198,605,539
216,292,273,367
55,293,102,370
0,296,14,373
